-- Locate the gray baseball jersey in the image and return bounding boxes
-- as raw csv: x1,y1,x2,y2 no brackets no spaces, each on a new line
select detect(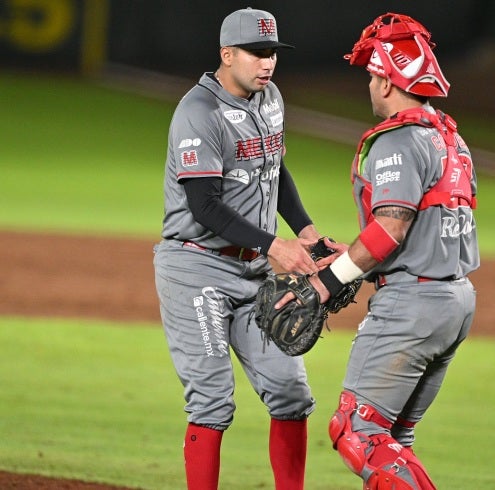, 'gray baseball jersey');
343,105,479,442
353,106,479,279
154,72,315,430
161,73,285,250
